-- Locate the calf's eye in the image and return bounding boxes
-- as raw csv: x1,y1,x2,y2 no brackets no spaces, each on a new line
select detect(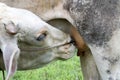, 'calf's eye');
36,33,47,41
